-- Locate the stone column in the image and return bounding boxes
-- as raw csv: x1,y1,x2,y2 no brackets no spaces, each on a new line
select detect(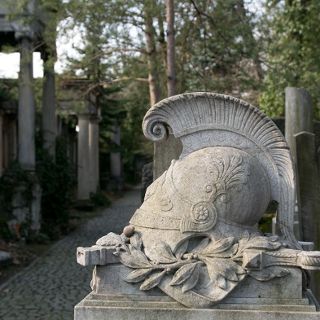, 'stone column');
18,37,36,171
285,87,313,163
89,116,99,194
0,111,3,176
42,55,57,157
77,114,90,200
110,124,122,190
